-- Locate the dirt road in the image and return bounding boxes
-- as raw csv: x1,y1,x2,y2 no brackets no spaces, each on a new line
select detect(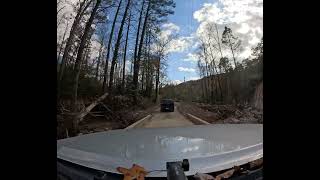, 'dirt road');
140,102,194,128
